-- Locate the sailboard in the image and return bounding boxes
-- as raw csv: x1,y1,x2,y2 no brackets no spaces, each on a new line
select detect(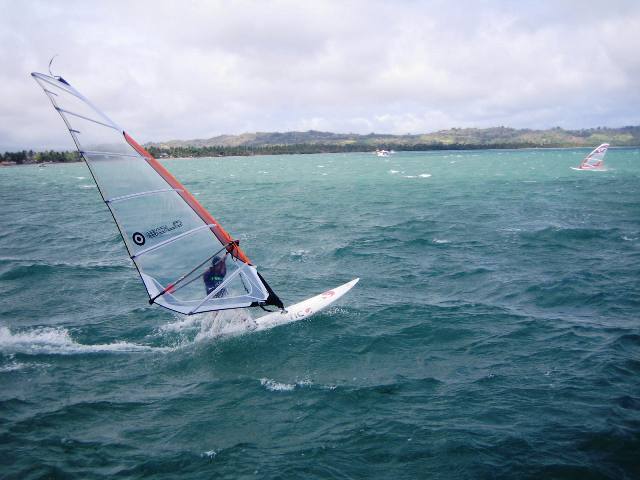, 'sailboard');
31,71,357,319
255,278,359,331
571,143,609,171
